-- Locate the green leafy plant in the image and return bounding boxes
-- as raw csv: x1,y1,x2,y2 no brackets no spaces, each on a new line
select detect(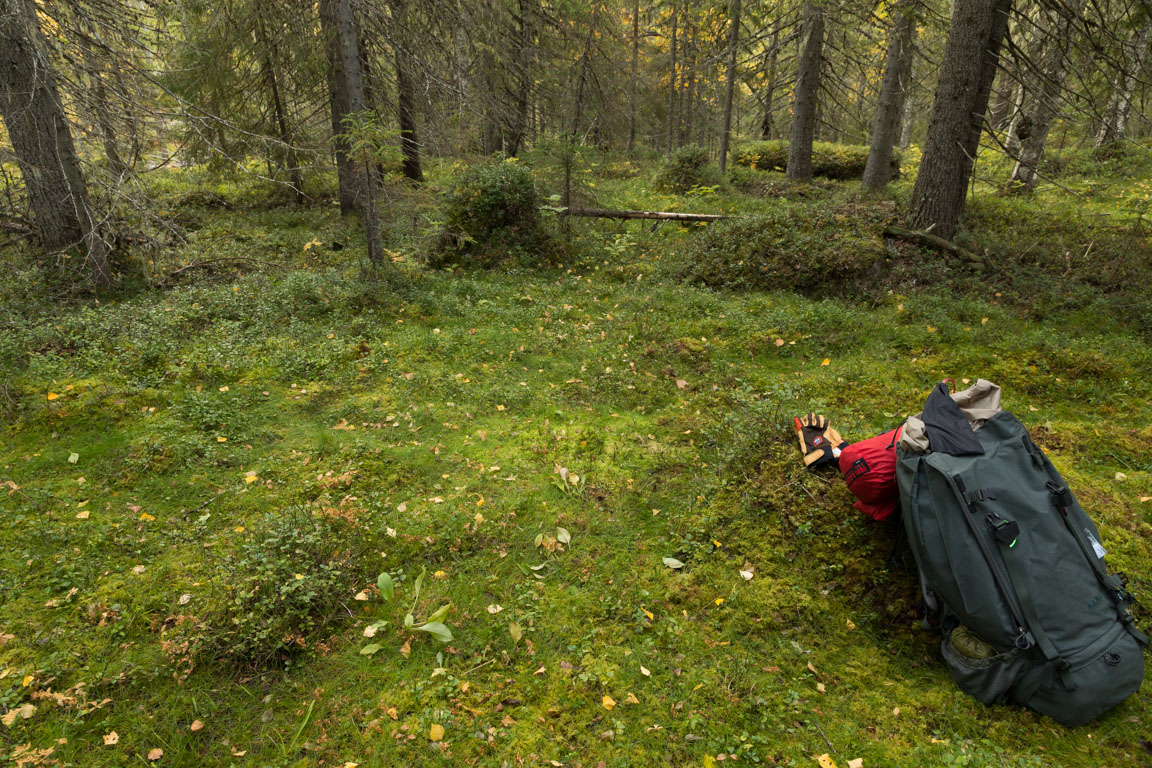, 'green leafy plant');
655,145,723,193
360,567,453,656
429,160,551,268
733,140,901,180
